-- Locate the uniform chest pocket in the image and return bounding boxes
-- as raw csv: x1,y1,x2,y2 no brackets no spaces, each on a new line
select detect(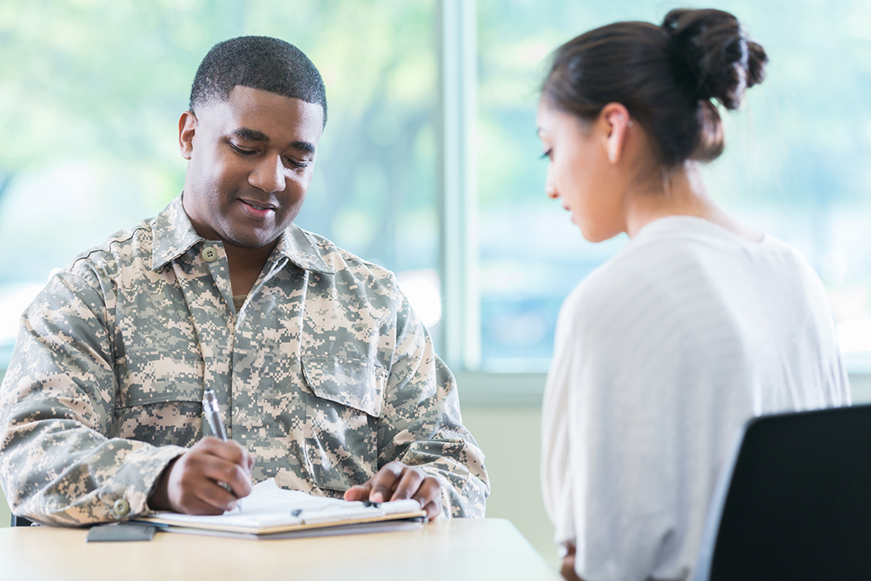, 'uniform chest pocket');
301,356,387,492
114,353,204,446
